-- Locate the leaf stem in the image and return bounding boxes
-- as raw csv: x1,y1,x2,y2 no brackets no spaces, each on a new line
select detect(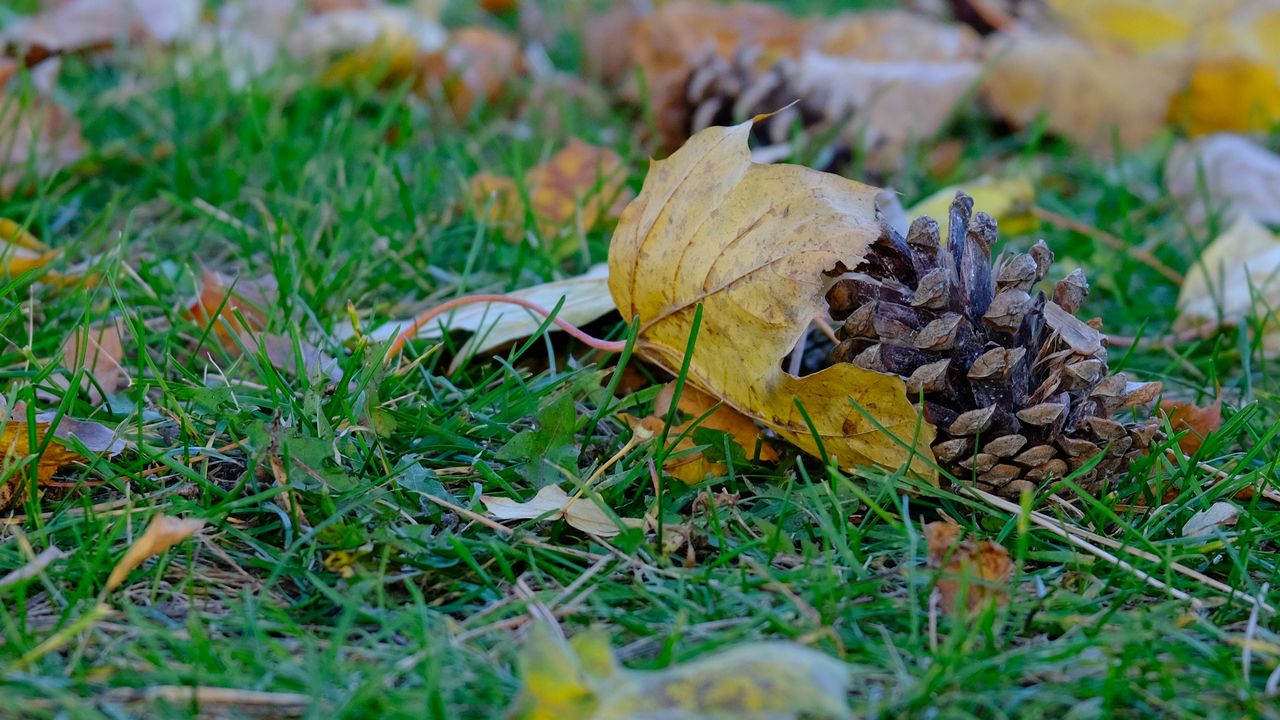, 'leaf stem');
383,294,628,363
